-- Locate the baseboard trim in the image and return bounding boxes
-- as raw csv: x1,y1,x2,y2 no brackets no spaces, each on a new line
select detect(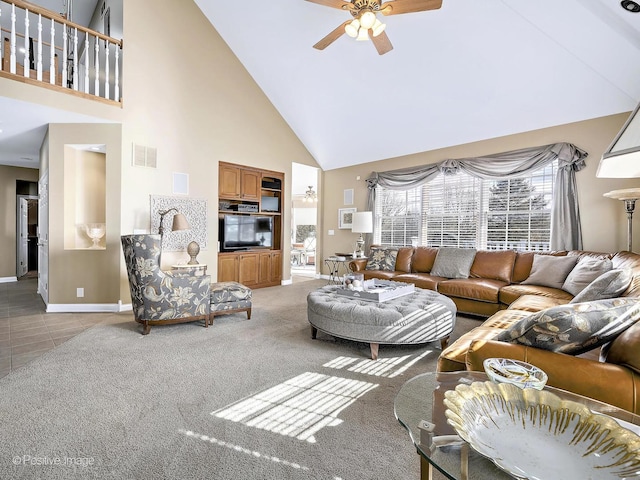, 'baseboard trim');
46,303,121,313
118,301,132,312
281,278,293,286
0,276,18,283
